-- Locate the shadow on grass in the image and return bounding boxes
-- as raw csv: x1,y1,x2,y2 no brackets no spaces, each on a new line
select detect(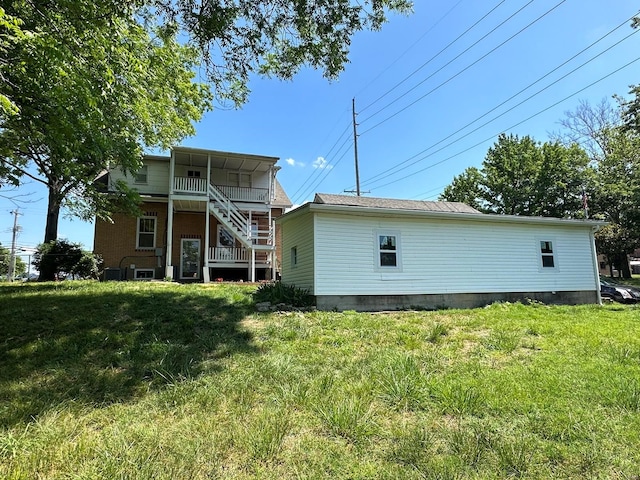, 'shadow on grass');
0,282,258,427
